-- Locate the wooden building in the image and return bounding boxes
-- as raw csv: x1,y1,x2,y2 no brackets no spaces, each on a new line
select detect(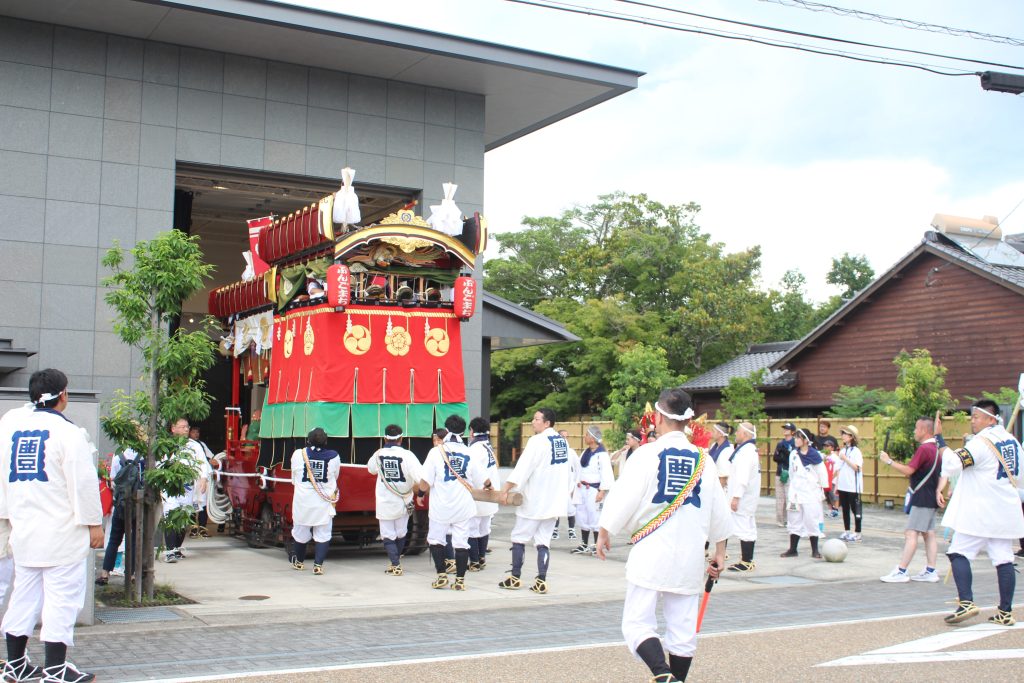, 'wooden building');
685,222,1024,417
